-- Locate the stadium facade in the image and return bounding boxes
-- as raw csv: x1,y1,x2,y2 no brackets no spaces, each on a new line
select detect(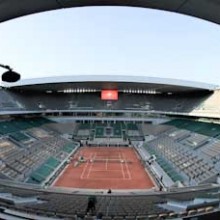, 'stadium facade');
1,75,220,119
